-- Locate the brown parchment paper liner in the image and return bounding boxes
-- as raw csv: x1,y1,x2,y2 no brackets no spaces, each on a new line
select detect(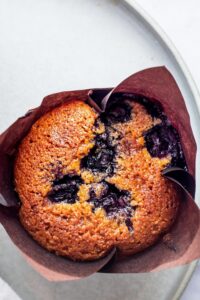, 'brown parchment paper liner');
0,67,199,281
